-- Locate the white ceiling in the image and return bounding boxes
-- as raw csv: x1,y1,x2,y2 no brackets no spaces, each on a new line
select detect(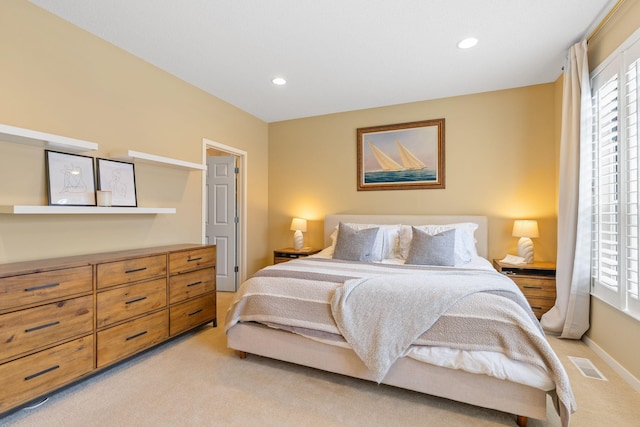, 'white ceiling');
30,0,614,123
